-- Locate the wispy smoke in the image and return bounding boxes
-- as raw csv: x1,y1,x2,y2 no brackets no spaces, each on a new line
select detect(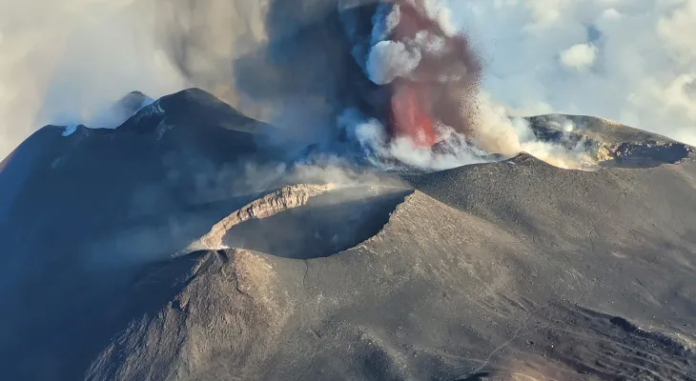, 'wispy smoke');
472,92,595,170
0,0,185,155
0,0,288,157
